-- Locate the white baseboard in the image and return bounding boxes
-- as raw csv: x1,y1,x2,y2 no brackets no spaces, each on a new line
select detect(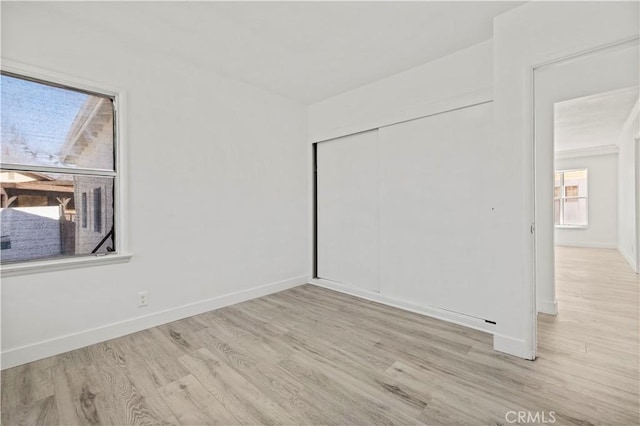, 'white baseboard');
310,278,494,336
1,275,308,370
619,248,639,273
555,242,617,249
537,299,558,315
311,279,537,360
493,334,535,360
